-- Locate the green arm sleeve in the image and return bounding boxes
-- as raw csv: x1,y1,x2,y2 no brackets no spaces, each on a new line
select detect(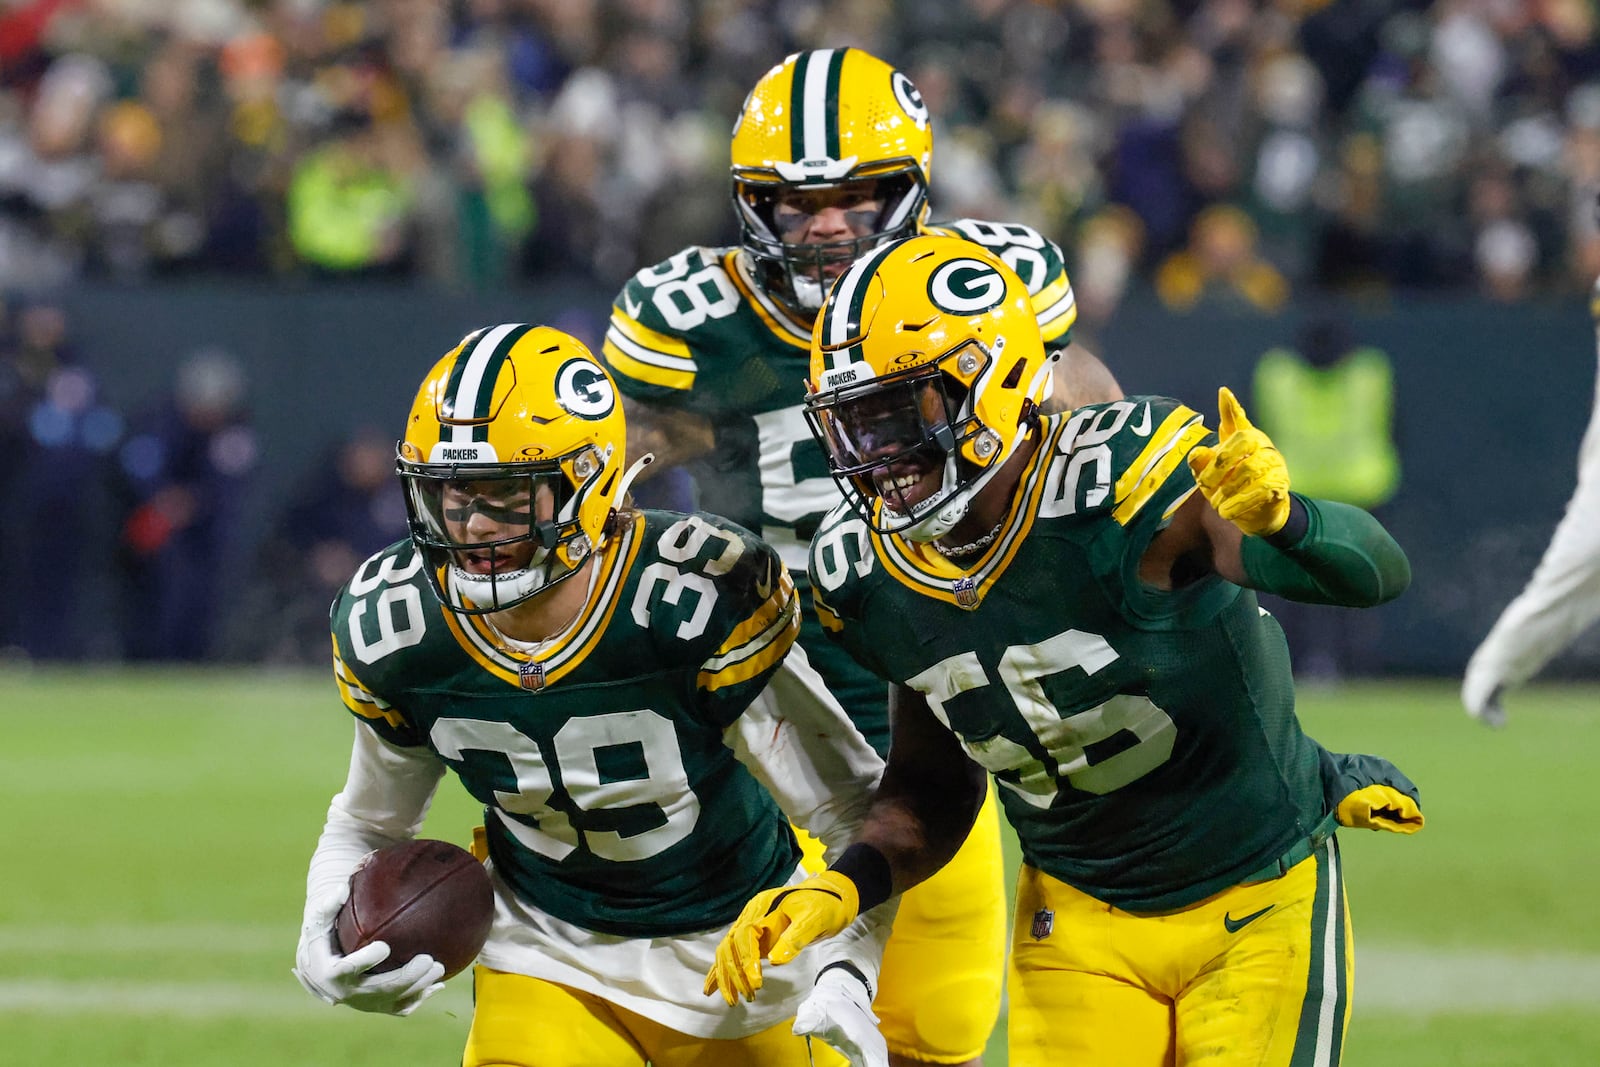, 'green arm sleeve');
1239,494,1411,607
1316,745,1423,813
